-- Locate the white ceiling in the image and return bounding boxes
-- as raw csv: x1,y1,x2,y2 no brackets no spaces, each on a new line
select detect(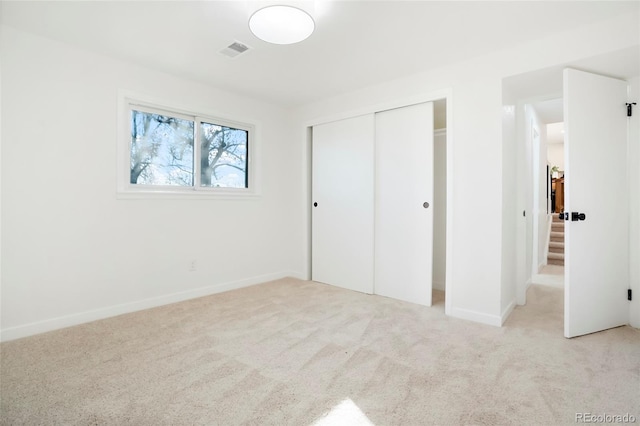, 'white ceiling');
546,122,565,145
532,98,563,125
2,1,638,107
